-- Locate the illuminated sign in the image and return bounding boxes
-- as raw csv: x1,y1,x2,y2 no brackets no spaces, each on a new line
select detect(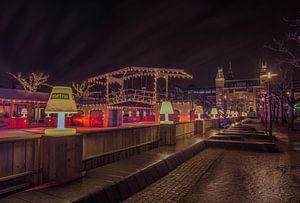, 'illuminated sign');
51,93,69,100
